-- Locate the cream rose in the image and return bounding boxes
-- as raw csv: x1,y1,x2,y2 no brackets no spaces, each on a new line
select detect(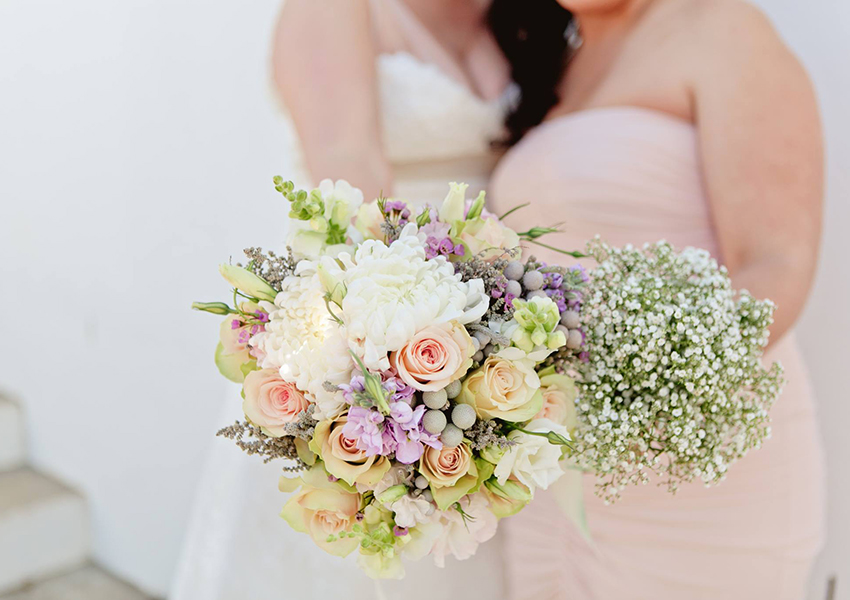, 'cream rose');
390,322,474,391
534,368,578,430
456,217,520,261
457,356,543,422
242,369,310,437
280,468,360,557
310,418,391,487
